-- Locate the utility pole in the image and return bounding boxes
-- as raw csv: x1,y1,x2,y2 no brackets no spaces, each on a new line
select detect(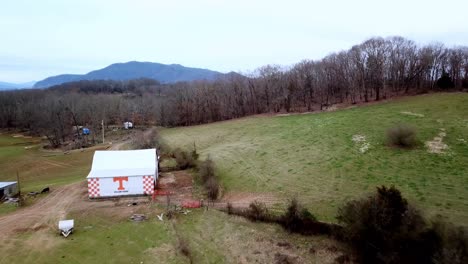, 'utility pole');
16,171,22,207
101,120,105,143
